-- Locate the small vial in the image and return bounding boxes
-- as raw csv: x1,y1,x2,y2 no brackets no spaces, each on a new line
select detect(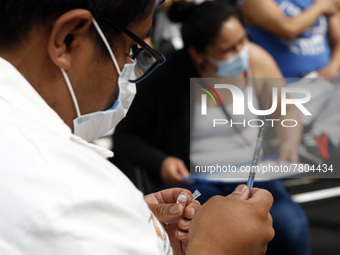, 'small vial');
177,192,187,206
176,190,201,207
165,190,202,225
192,190,201,200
